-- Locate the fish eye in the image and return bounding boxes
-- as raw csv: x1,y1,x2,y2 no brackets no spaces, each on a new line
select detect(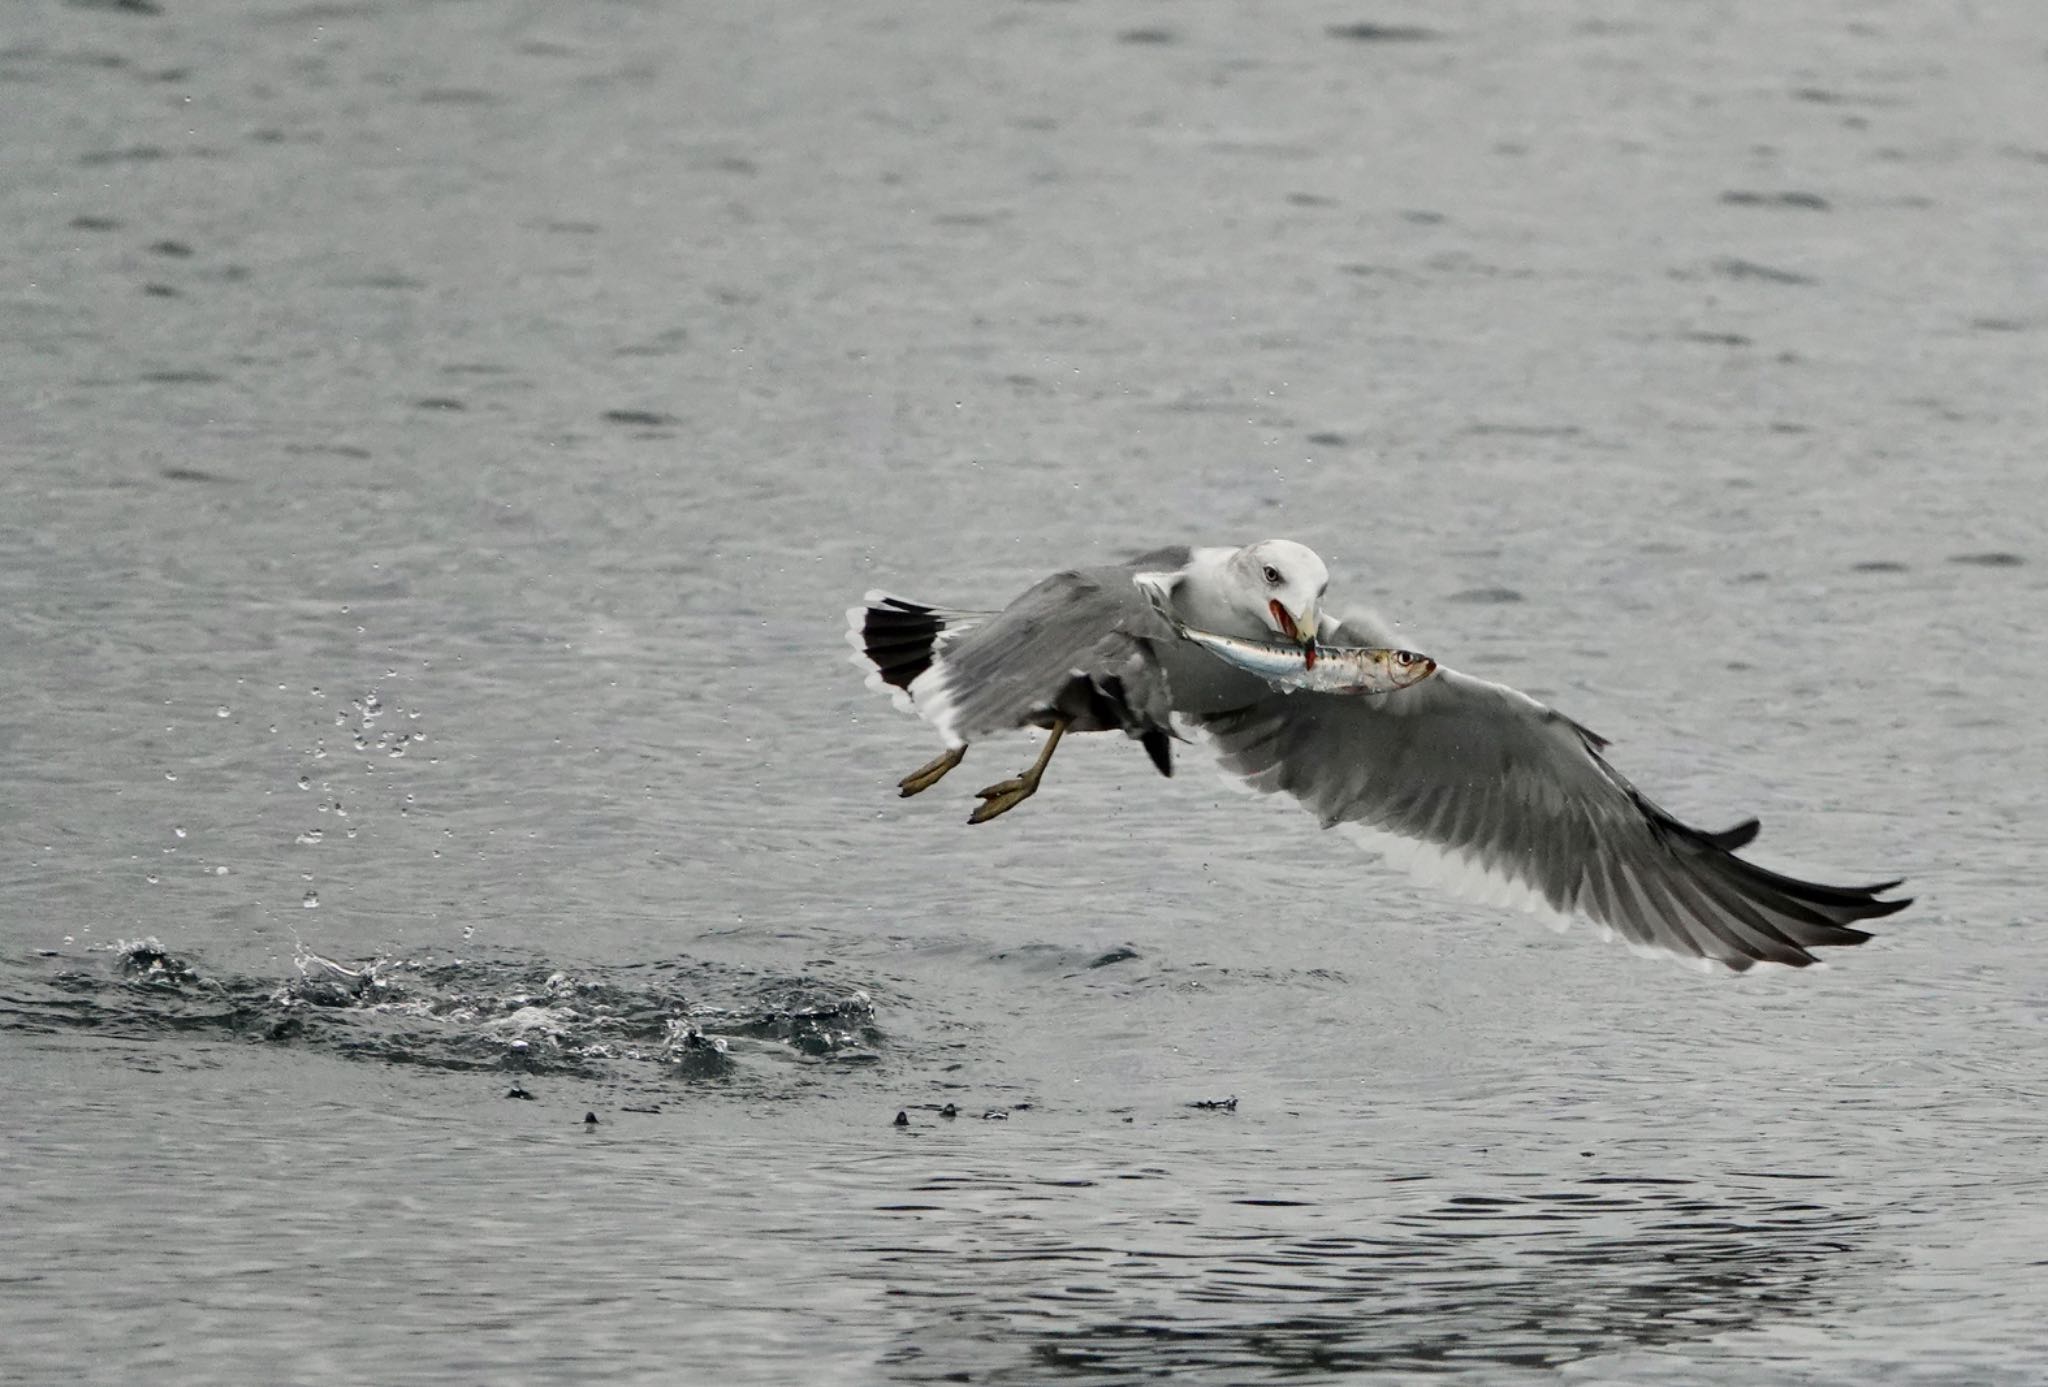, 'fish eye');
1261,565,1282,585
